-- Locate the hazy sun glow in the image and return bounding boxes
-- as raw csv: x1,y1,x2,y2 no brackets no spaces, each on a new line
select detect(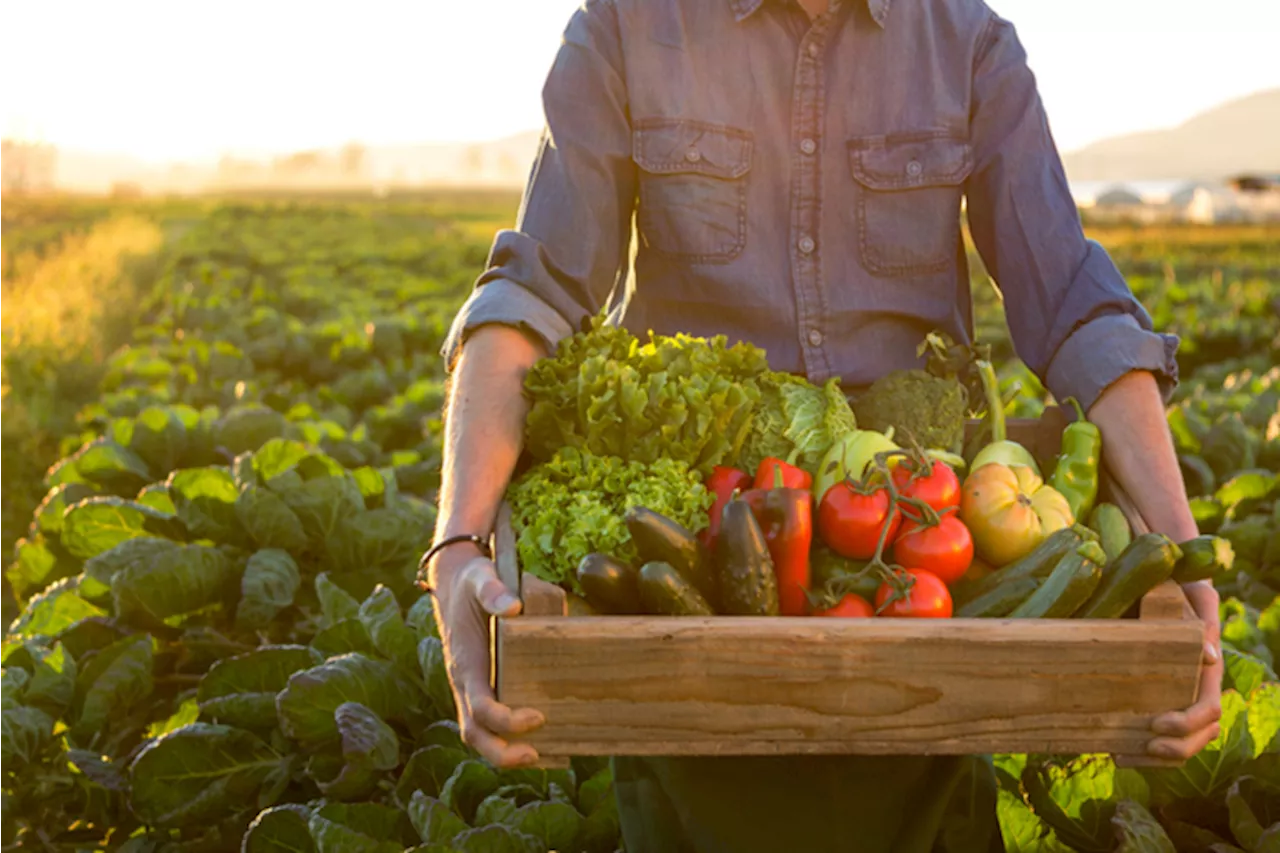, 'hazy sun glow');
4,0,1278,162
